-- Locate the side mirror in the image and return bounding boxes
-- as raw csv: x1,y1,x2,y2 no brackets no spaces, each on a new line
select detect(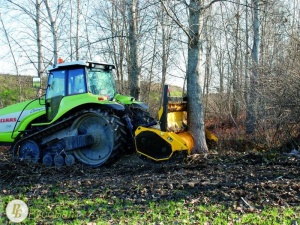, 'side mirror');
33,77,41,88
